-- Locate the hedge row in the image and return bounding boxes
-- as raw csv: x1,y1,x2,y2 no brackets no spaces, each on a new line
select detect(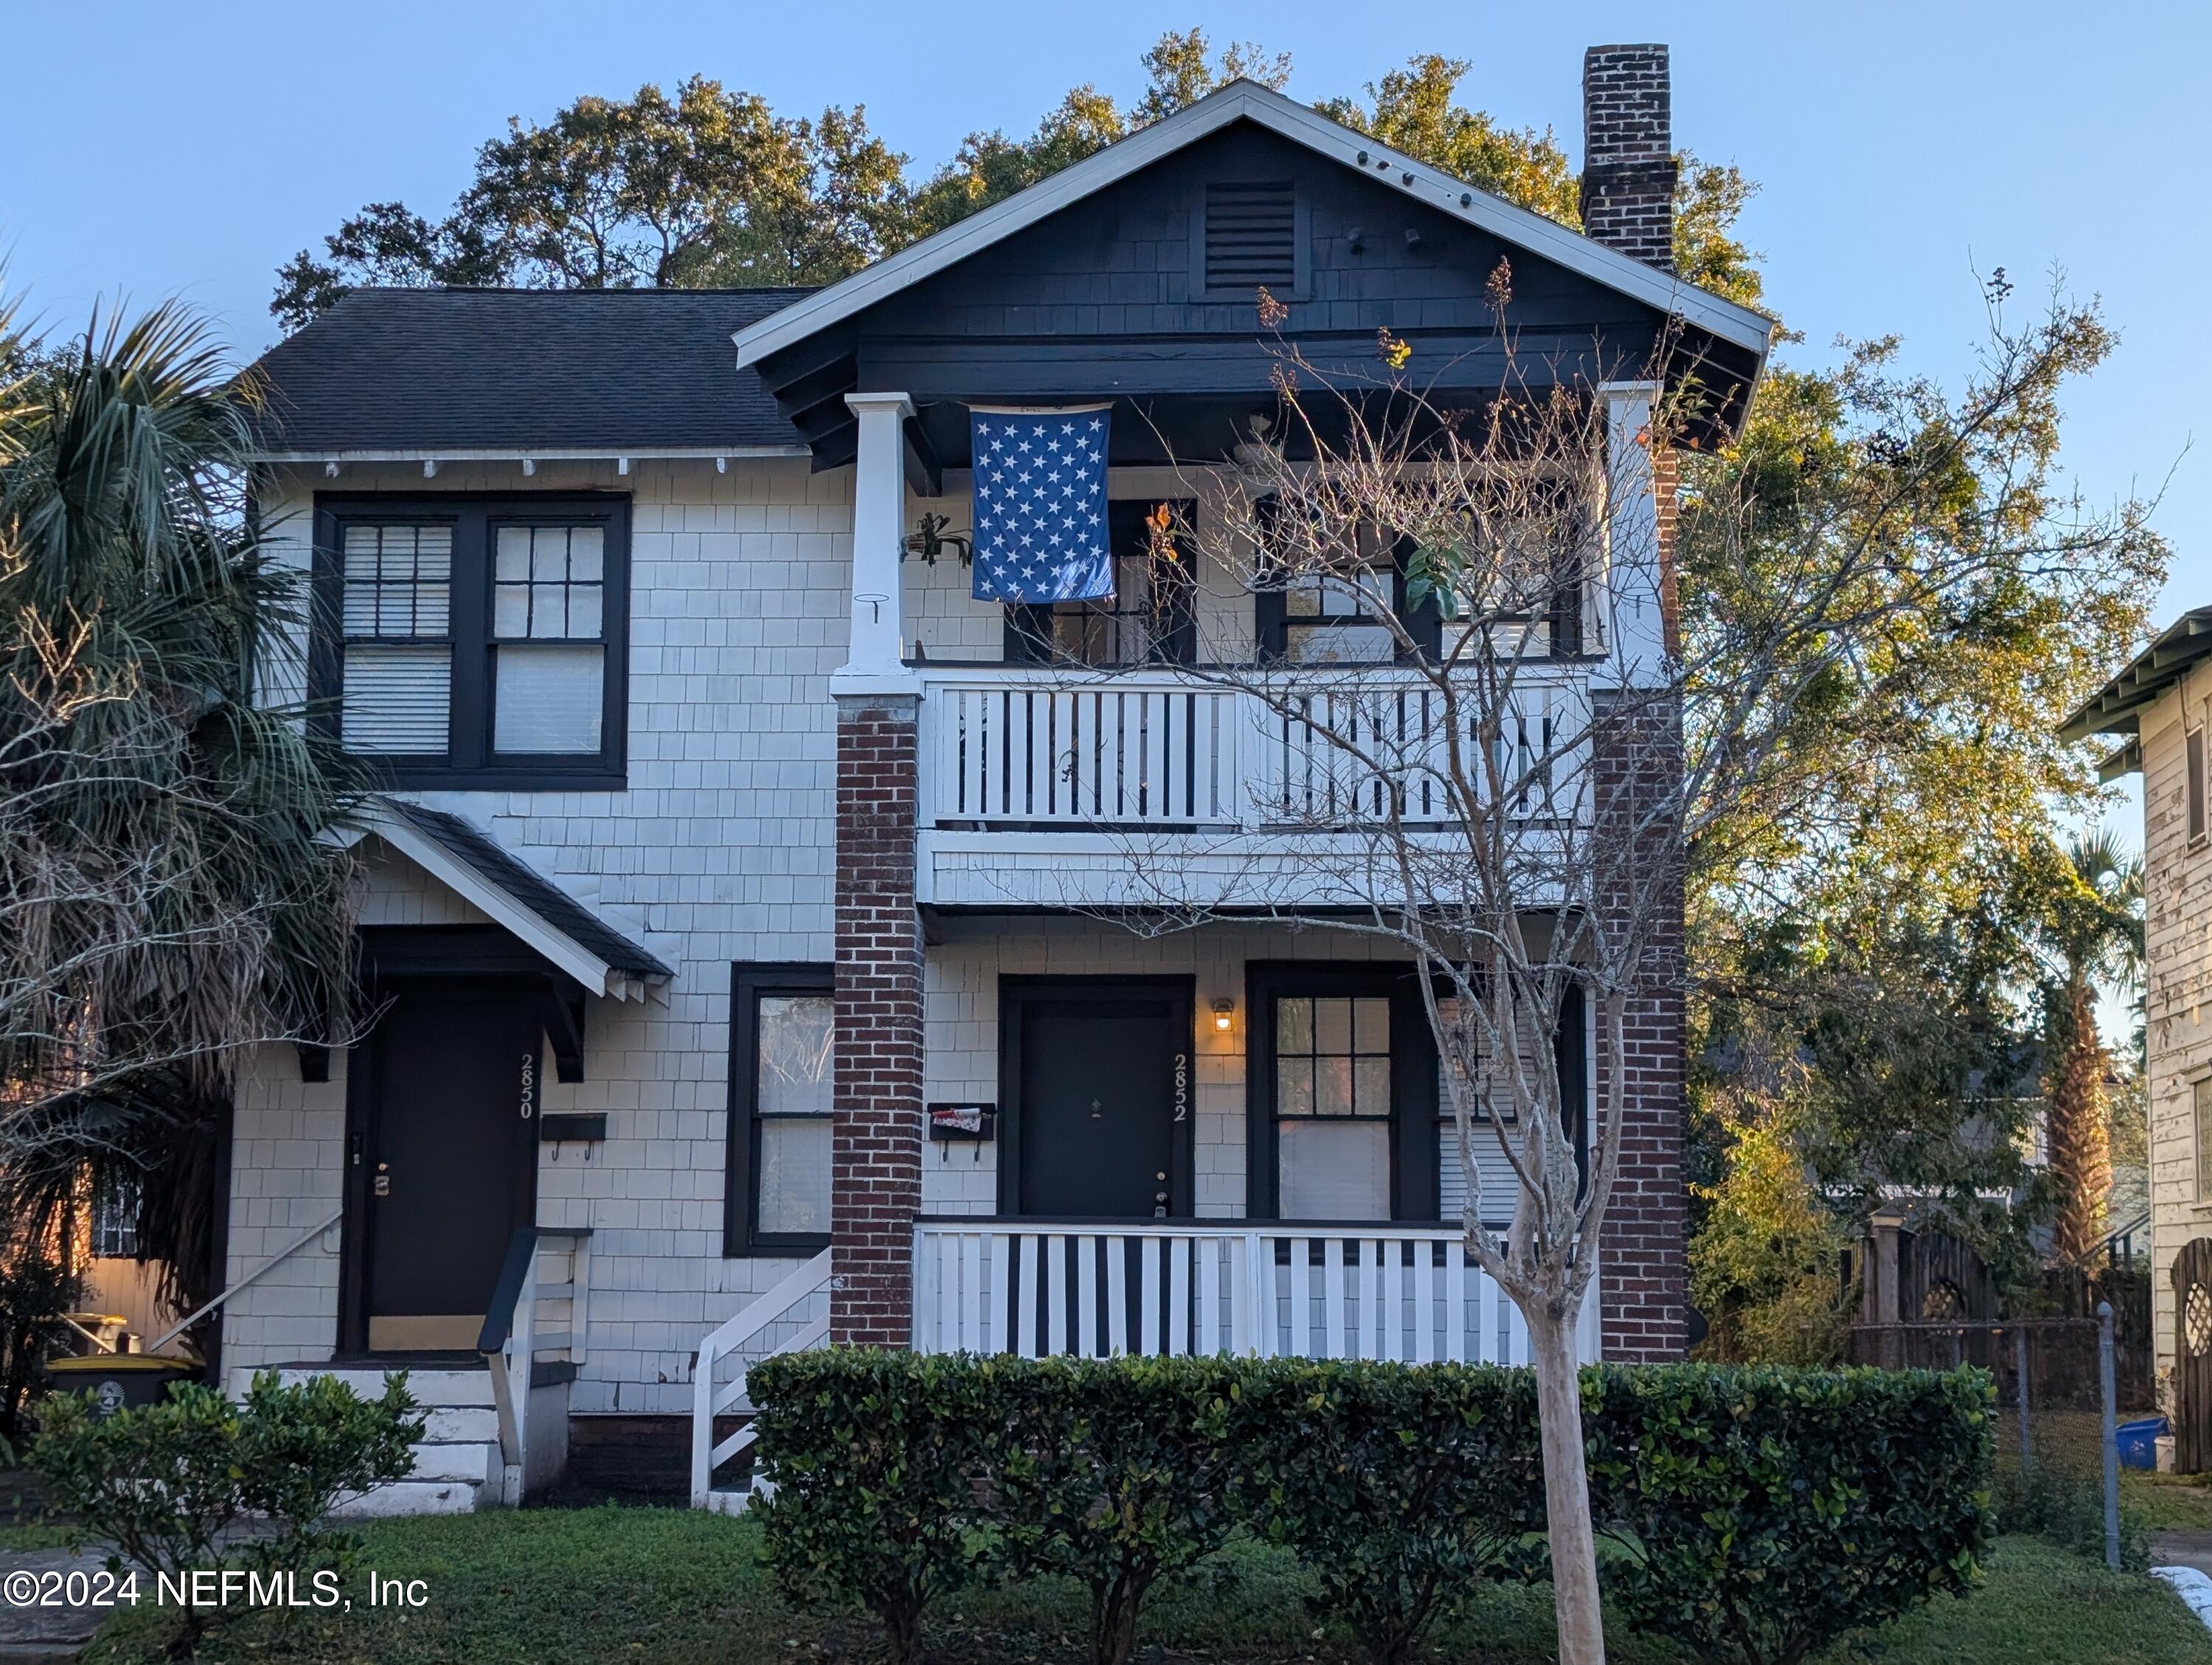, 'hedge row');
747,1352,1994,1665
